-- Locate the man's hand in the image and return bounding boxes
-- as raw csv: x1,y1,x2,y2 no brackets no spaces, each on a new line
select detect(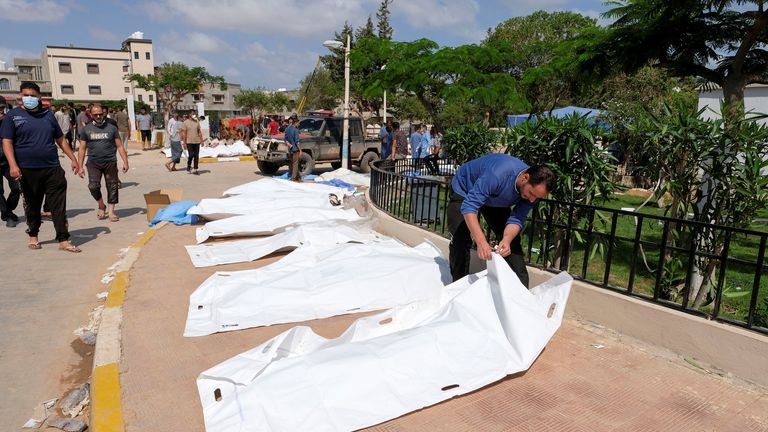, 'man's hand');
71,160,80,175
476,239,493,261
10,166,21,180
497,239,512,257
78,167,85,178
122,163,129,173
